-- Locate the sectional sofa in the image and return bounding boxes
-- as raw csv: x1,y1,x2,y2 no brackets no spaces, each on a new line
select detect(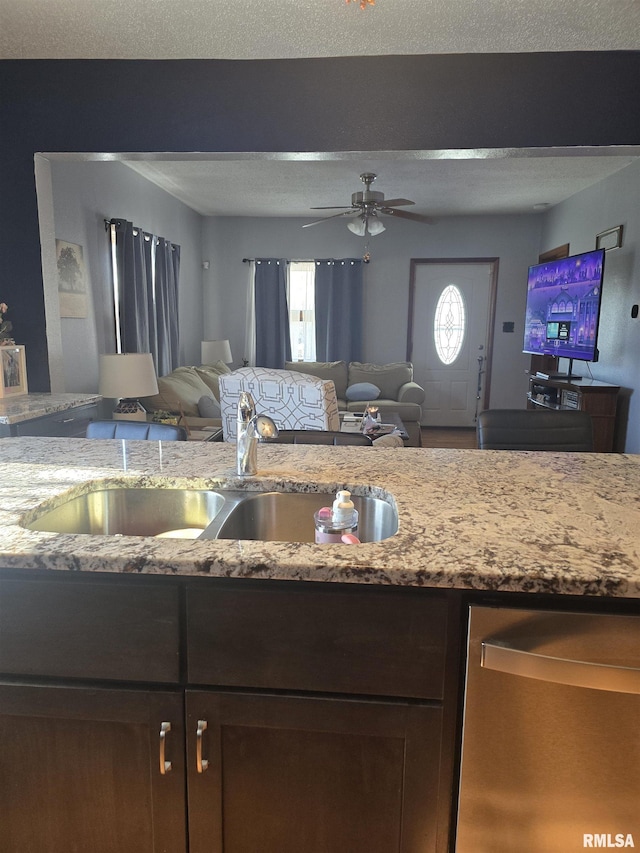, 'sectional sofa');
285,360,425,446
142,359,425,446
